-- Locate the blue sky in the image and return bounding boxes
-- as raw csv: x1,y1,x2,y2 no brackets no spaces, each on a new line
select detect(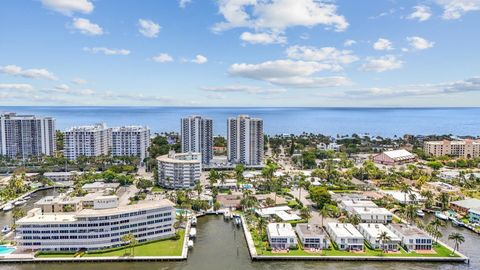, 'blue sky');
1,0,479,107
